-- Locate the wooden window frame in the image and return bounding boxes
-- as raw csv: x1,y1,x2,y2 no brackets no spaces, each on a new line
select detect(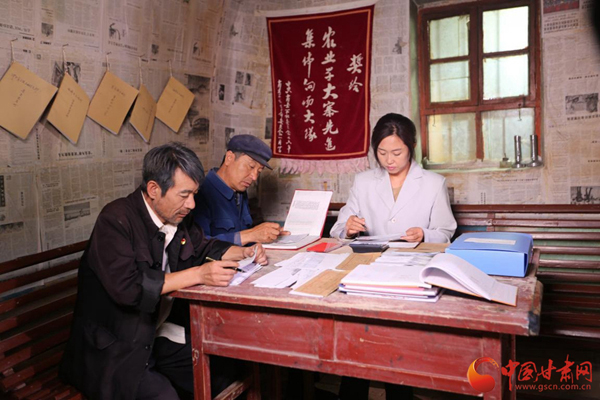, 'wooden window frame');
417,0,541,165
